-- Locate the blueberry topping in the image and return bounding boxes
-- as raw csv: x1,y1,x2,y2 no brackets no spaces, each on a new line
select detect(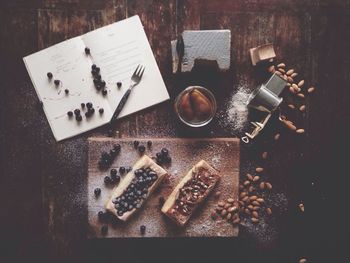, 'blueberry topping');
99,108,104,114
101,225,108,236
76,115,82,122
94,188,101,197
81,103,85,108
67,111,73,117
147,141,152,147
140,225,146,235
54,79,60,86
98,211,105,220
117,82,122,88
111,174,120,184
95,67,100,73
102,89,107,96
47,72,53,79
101,81,106,87
85,47,90,54
64,89,69,94
86,102,93,109
113,144,121,152
91,64,96,70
